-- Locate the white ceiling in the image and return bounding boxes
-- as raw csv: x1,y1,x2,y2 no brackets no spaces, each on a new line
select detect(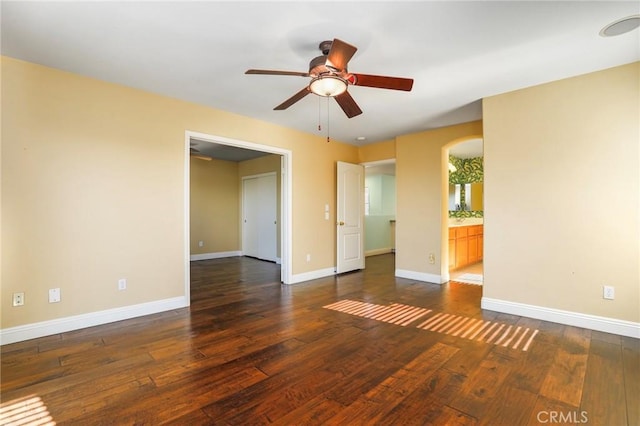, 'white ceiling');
450,138,483,159
2,2,638,149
